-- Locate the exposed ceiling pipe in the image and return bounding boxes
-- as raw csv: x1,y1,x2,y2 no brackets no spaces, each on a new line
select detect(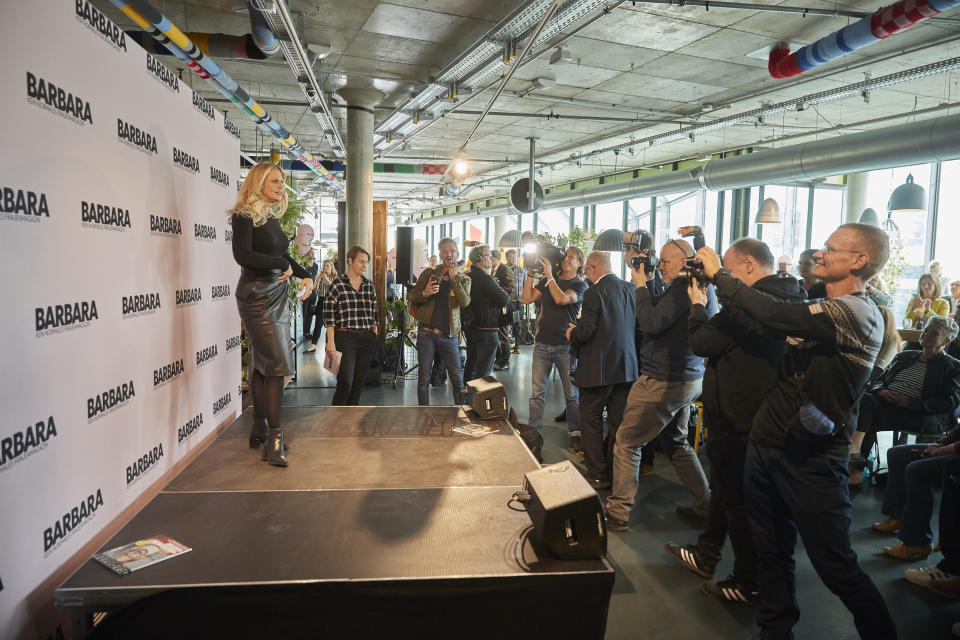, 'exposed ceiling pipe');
515,92,698,117
769,0,960,79
442,109,698,124
405,111,960,226
635,0,960,26
124,1,279,60
110,0,344,194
